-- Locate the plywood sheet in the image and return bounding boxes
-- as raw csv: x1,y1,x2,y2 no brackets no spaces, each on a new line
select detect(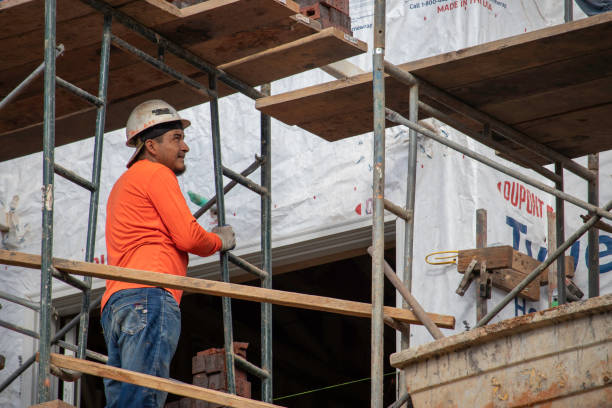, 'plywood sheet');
256,12,612,164
0,0,366,161
219,27,367,86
